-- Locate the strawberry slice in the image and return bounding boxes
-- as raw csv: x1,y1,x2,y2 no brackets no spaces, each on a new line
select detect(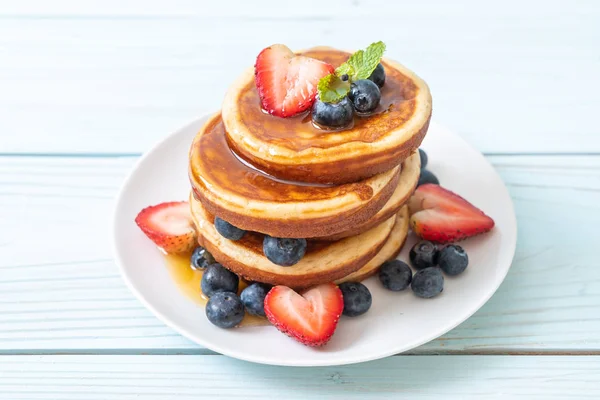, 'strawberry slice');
264,283,344,347
135,201,197,254
255,44,334,117
408,184,495,243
